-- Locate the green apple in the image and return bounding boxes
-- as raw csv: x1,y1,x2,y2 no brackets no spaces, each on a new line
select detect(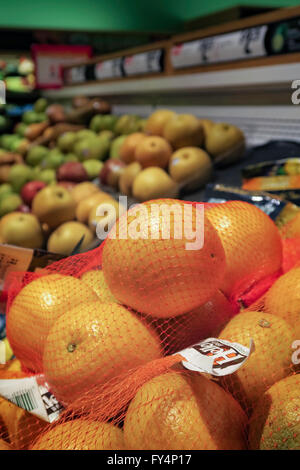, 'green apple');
0,193,22,216
26,145,49,167
0,134,18,151
90,114,118,132
82,159,104,180
74,136,110,161
8,165,33,192
57,132,77,153
90,115,104,133
110,135,127,159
